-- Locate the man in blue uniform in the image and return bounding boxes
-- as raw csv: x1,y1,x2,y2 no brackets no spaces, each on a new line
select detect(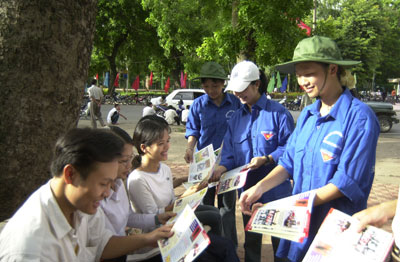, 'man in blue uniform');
184,61,241,246
239,36,380,261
